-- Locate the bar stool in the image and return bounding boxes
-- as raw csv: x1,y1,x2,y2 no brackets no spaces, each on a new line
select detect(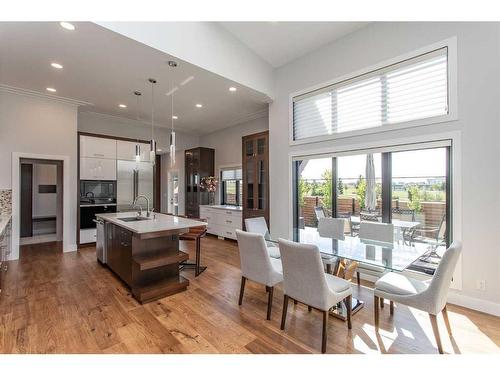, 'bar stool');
178,217,208,276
